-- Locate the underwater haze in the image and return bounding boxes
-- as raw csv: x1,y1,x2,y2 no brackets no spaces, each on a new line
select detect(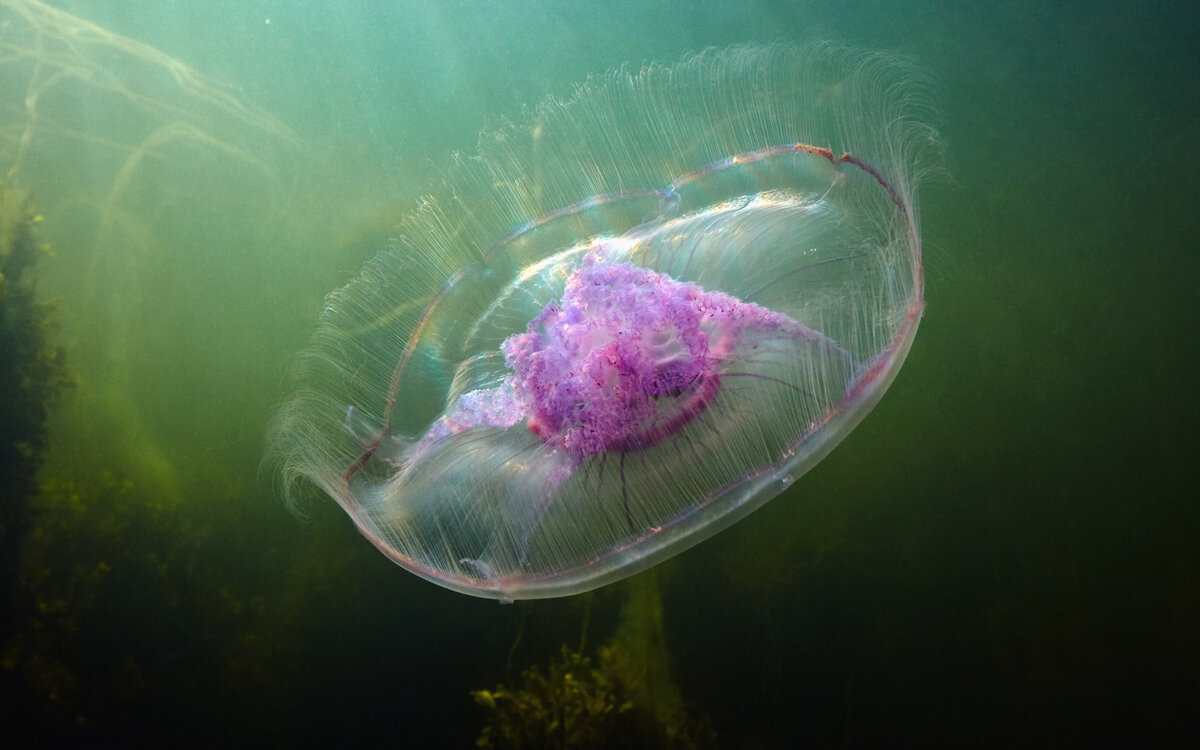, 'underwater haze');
1,0,1196,746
